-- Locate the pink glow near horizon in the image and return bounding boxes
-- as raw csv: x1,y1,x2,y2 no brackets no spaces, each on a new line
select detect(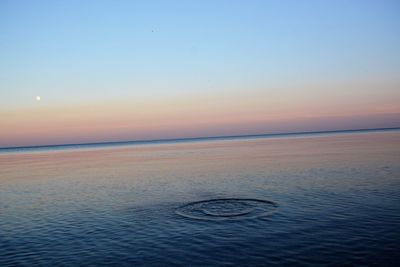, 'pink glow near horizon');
1,86,399,147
